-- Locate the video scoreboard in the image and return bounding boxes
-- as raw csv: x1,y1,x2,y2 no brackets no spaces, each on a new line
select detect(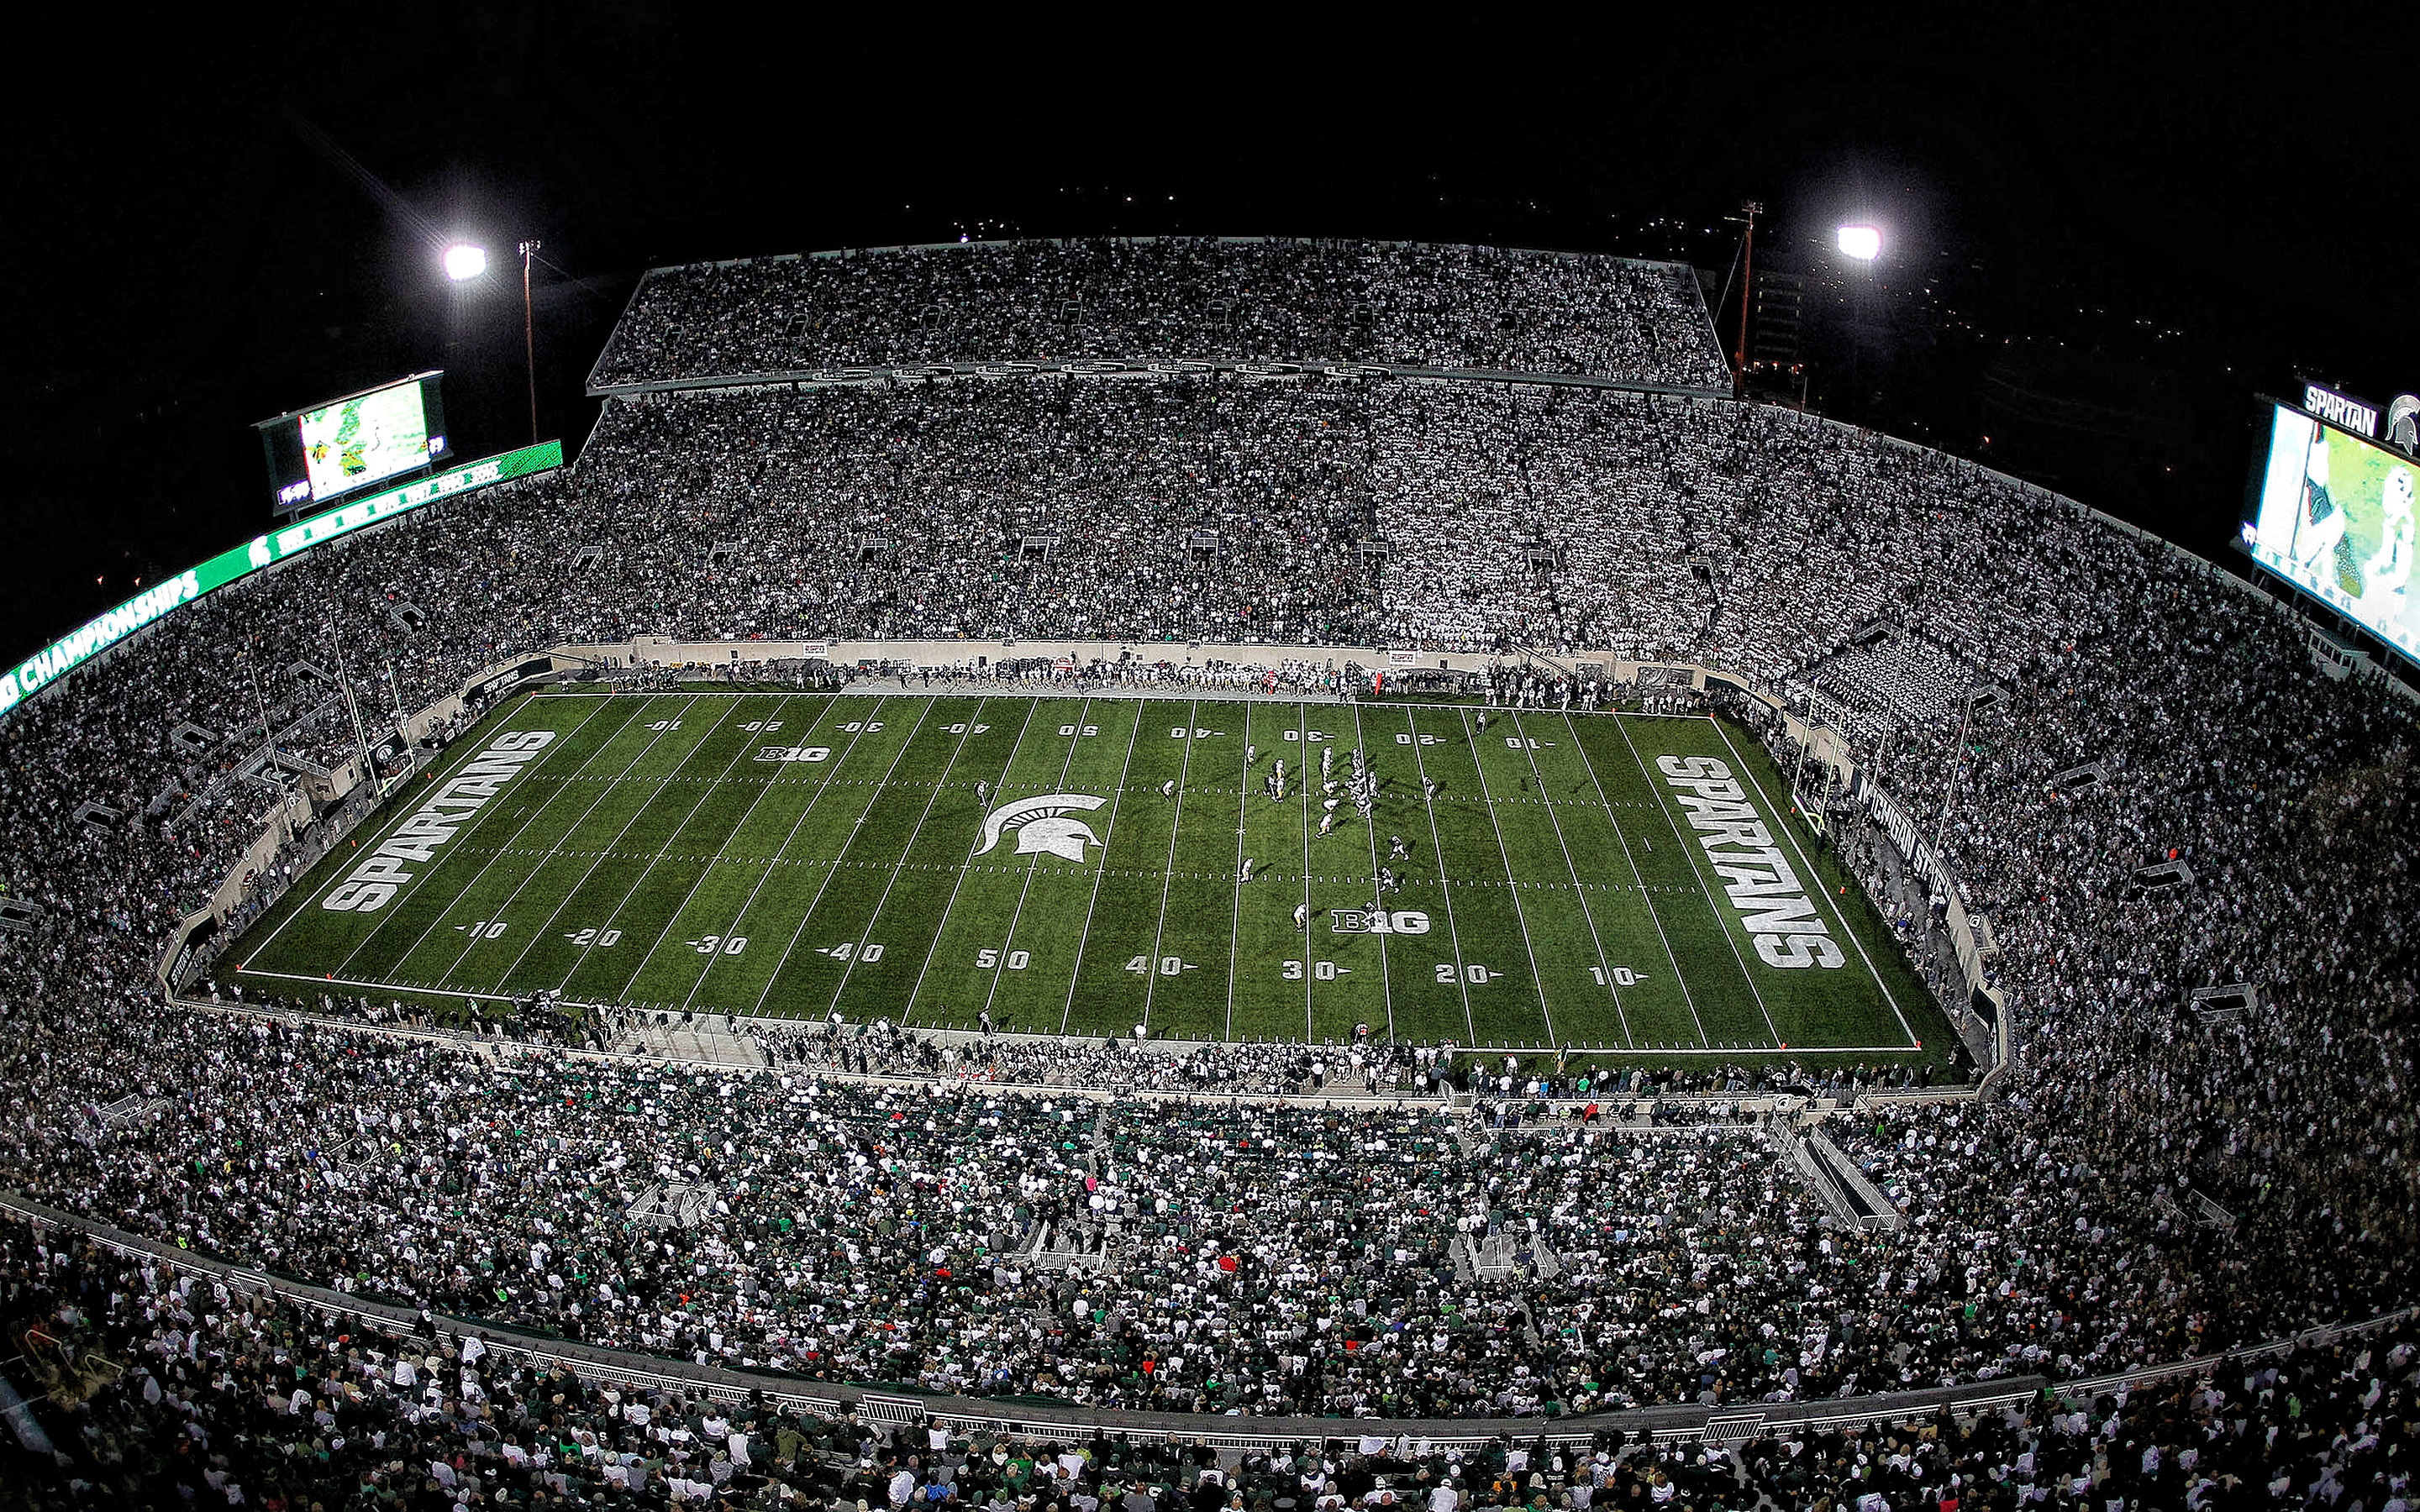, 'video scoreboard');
2241,387,2419,669
257,373,449,515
